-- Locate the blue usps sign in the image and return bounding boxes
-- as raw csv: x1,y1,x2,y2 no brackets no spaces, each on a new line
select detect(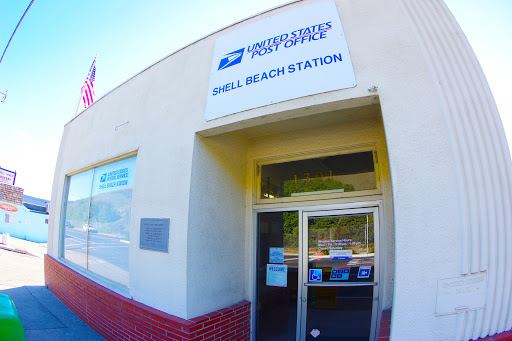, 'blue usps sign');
330,267,350,280
358,266,371,279
309,269,322,282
